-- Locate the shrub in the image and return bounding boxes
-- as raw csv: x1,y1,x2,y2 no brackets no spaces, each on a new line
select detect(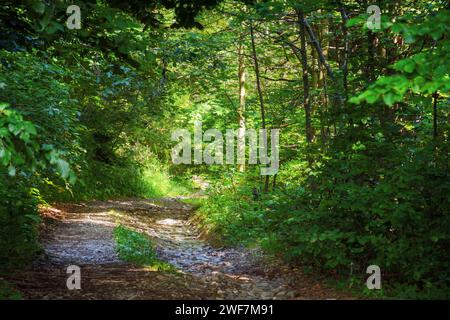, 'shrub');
0,177,42,271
